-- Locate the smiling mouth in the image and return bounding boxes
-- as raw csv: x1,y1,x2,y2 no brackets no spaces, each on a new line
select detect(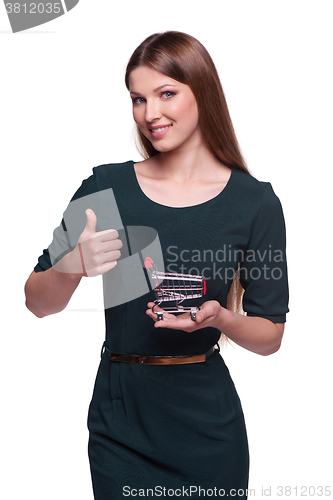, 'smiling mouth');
149,125,172,133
